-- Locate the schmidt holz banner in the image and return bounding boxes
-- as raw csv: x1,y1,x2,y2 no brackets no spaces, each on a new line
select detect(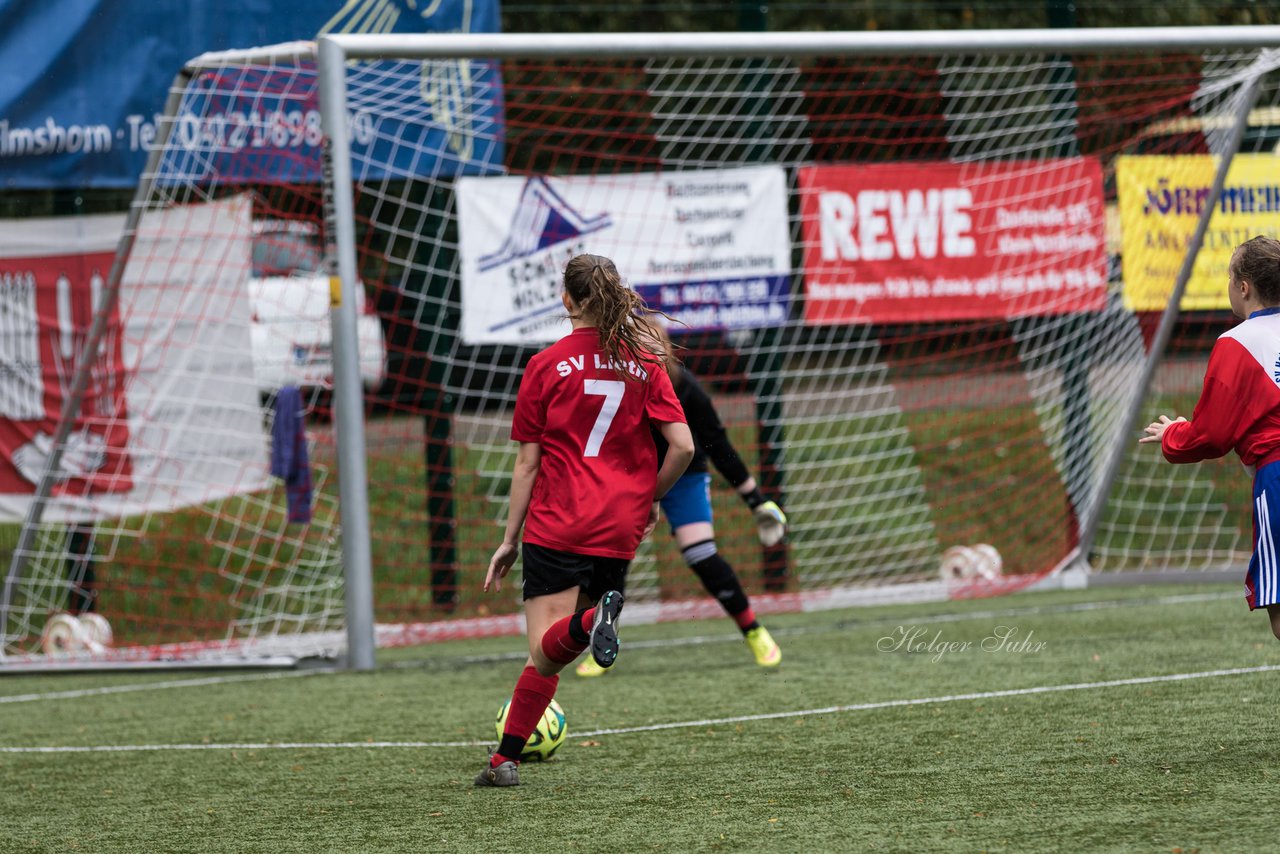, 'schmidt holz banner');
1116,154,1280,312
0,0,501,188
798,160,1107,325
455,167,791,345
